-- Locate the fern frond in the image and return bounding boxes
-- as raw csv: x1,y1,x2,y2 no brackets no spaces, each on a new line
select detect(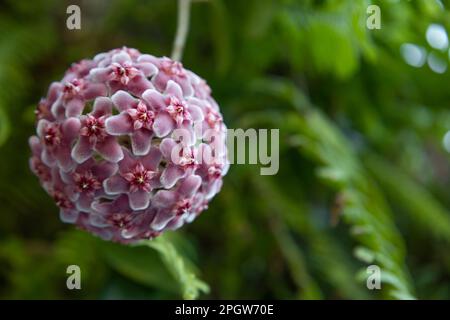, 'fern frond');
286,109,415,299
366,155,450,243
